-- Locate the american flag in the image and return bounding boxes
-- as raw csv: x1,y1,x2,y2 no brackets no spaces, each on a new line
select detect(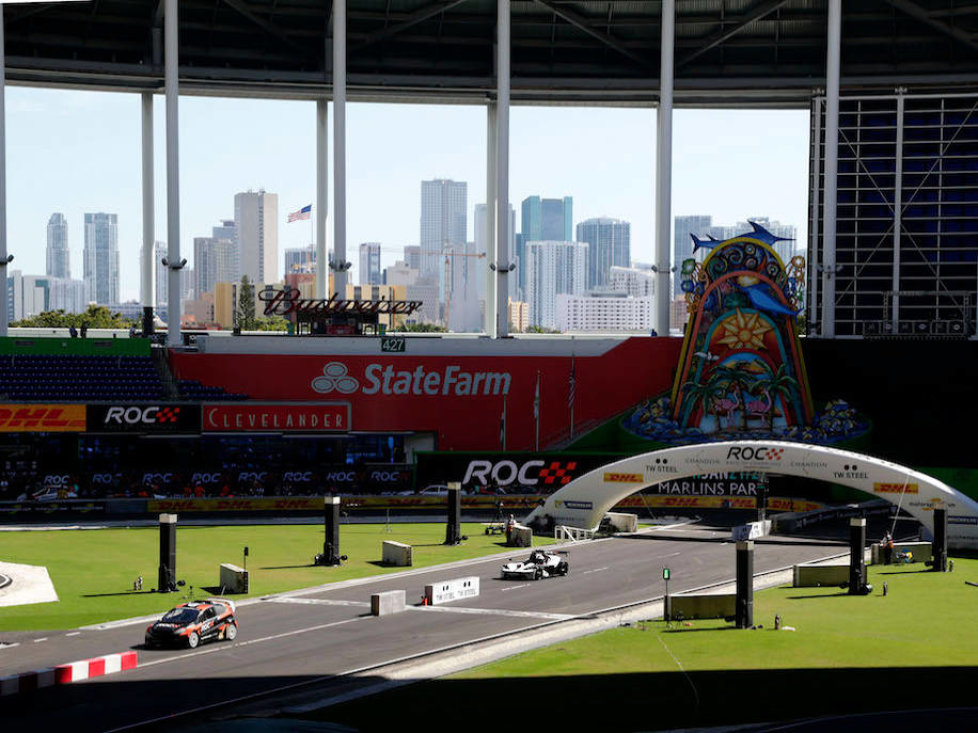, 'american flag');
287,204,312,223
